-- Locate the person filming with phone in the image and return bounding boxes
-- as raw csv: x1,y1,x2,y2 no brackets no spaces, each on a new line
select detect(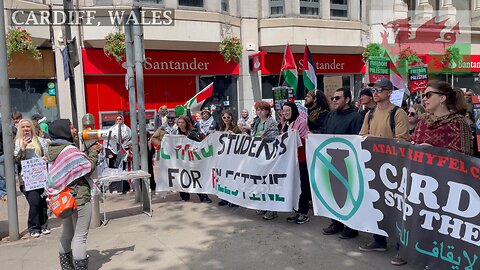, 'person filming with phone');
14,118,50,238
